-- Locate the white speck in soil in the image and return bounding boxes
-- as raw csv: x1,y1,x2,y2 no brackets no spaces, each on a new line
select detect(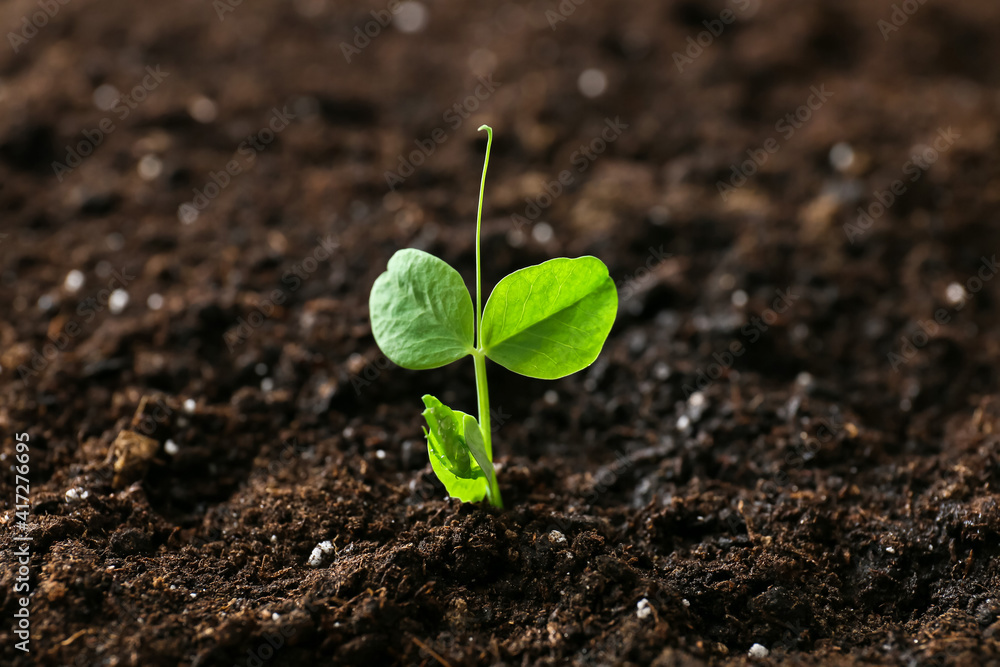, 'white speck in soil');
93,84,120,111
578,68,607,98
393,1,428,33
308,540,336,567
829,142,855,172
184,399,196,414
785,395,801,418
548,530,567,545
636,598,652,619
532,222,554,243
108,289,129,314
138,154,163,180
188,96,218,124
507,228,526,247
628,330,647,354
946,281,966,305
64,270,85,292
65,487,89,502
748,643,769,659
164,439,179,456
